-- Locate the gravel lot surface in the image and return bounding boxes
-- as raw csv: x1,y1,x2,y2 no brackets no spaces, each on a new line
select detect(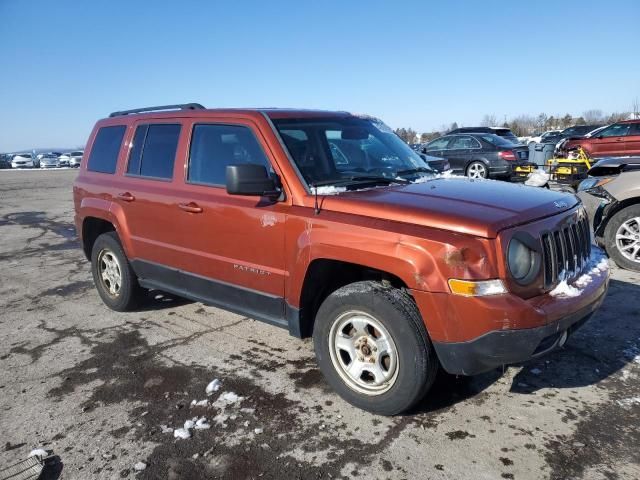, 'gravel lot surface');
1,169,639,480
